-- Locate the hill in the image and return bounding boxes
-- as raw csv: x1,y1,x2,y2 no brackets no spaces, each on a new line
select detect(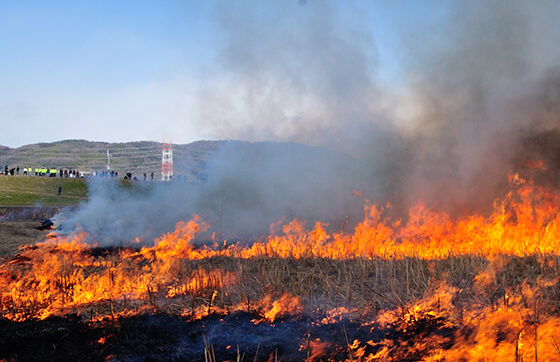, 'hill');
0,139,222,182
0,139,362,184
